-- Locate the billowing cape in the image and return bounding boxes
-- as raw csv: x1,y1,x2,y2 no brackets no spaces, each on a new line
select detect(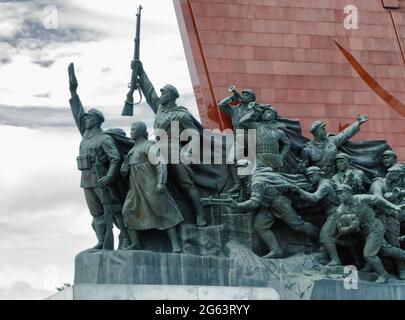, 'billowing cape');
239,106,390,179
250,167,309,188
104,120,232,202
